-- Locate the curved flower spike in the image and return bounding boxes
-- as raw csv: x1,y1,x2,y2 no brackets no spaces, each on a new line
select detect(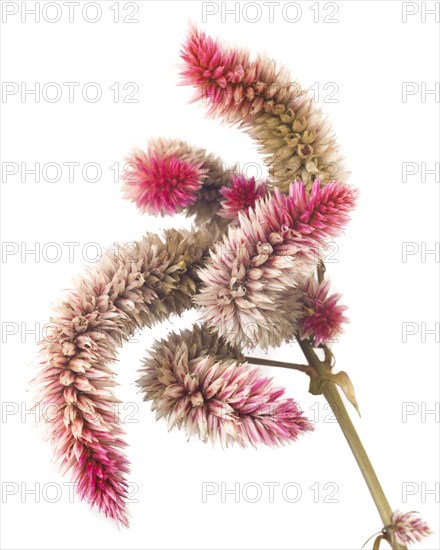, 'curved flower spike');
196,179,357,347
122,138,238,224
139,324,313,447
180,25,348,190
34,223,222,526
